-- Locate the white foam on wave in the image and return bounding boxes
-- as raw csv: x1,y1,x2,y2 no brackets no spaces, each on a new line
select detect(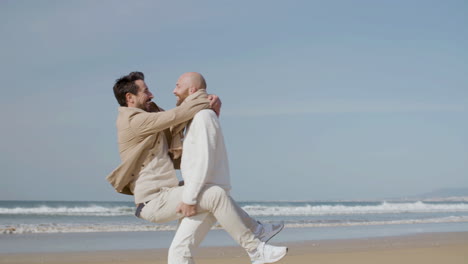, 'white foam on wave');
285,216,468,228
242,201,468,216
0,205,133,216
2,201,468,217
2,216,468,235
0,223,178,234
